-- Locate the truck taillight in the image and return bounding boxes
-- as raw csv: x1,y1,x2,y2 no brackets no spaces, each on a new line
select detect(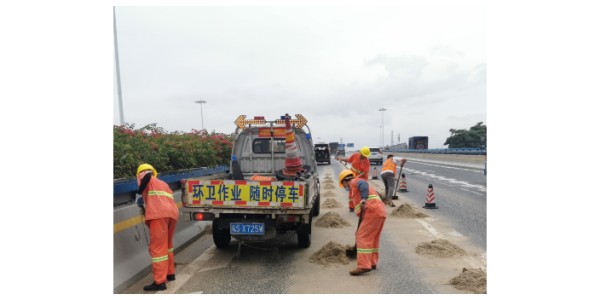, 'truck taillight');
277,215,300,223
193,213,214,221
